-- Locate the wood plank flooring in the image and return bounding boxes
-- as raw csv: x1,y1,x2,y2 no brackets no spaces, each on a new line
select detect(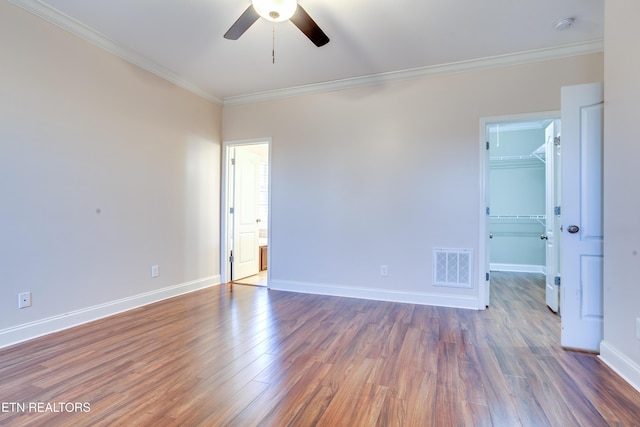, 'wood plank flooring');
1,272,640,426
